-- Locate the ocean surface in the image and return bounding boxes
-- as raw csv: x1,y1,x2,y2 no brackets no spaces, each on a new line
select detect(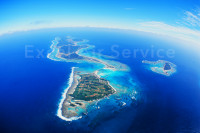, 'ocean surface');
0,28,200,133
